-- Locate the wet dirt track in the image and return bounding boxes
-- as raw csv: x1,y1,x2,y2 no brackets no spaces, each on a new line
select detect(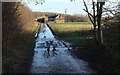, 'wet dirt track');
30,23,95,74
